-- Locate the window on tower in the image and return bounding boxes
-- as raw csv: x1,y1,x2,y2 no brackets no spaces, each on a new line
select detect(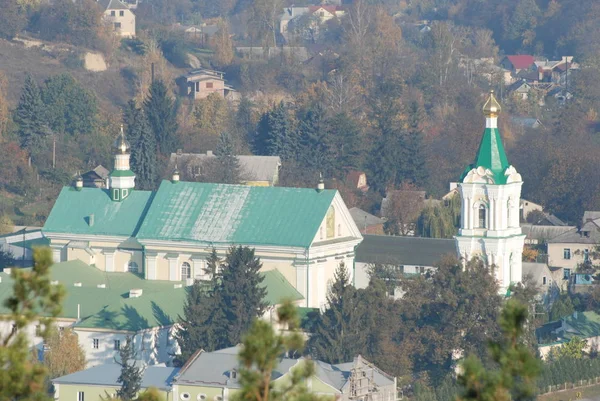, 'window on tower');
478,204,486,228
